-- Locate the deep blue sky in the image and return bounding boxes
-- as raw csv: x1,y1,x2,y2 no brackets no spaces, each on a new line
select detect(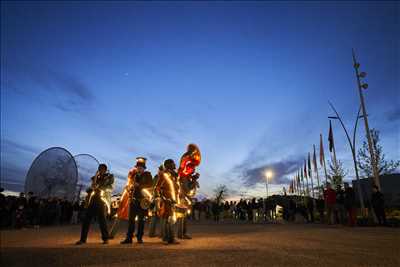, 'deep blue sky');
1,1,399,198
